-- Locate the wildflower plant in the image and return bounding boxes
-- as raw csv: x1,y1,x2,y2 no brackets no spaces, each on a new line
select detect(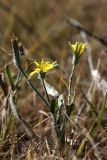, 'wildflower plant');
10,36,87,147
